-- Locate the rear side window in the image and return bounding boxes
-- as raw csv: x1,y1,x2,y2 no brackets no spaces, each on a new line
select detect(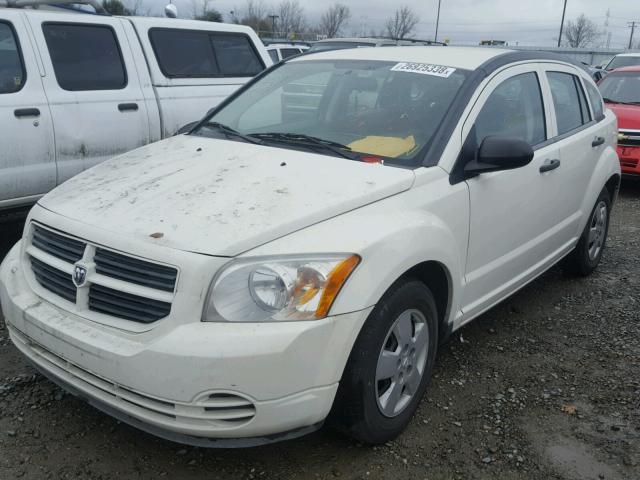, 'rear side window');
149,29,264,78
42,23,126,91
280,48,300,59
475,72,546,147
268,49,279,63
585,81,604,120
547,72,591,135
0,21,25,94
